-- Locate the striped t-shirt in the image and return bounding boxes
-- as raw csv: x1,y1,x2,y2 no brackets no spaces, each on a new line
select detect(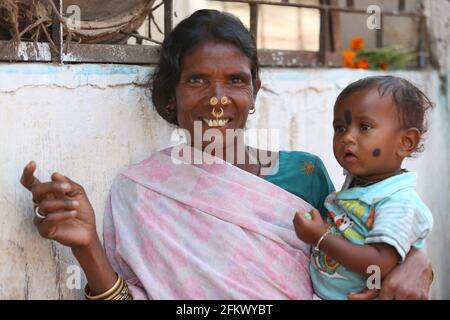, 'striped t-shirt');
310,171,433,300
